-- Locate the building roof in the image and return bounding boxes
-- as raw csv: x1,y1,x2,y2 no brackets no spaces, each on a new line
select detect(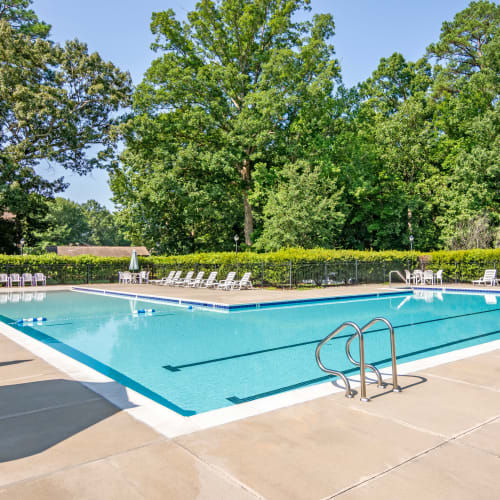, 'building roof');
50,246,150,257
